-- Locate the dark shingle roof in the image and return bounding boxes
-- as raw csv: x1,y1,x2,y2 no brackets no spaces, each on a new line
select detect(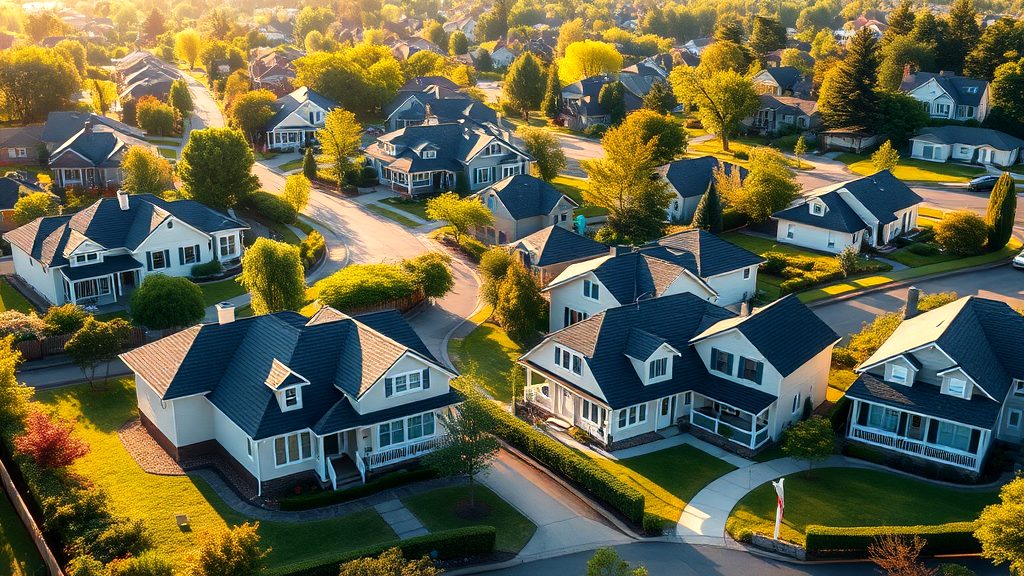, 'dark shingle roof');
61,254,142,280
760,66,804,91
653,229,764,278
774,170,921,228
773,191,869,233
264,87,338,130
661,156,747,199
900,72,988,107
512,225,608,267
364,122,528,172
846,373,1002,428
41,111,143,146
912,126,1024,150
0,176,42,211
481,174,574,220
